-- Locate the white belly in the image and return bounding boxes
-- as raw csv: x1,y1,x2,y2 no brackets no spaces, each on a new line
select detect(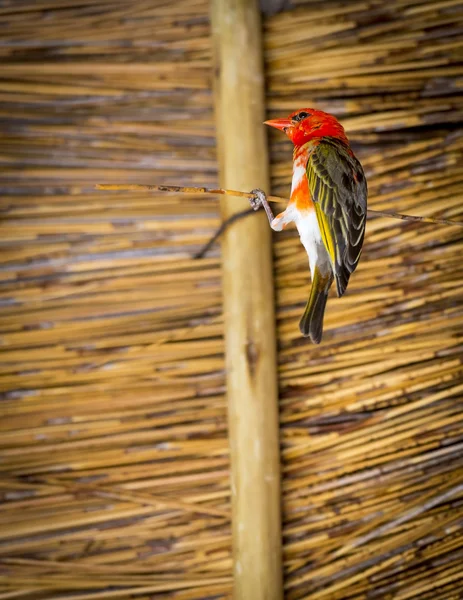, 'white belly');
279,204,329,278
294,210,322,275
